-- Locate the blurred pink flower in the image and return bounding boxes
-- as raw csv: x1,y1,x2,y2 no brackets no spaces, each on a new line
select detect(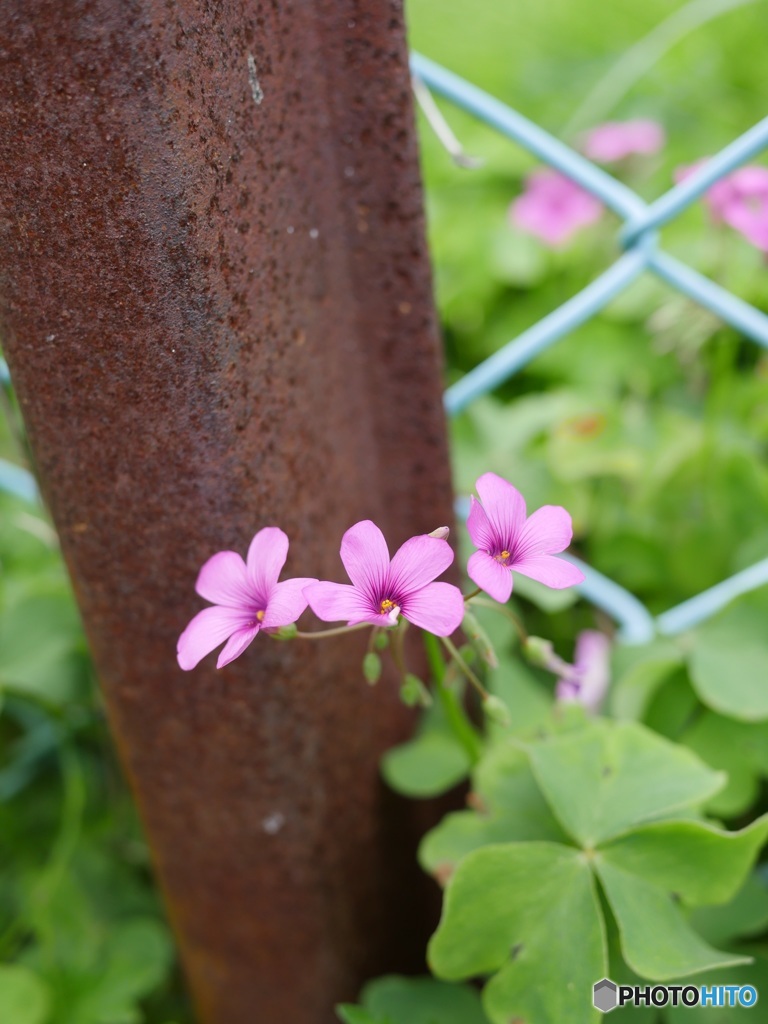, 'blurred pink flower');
467,472,585,604
304,520,464,636
509,169,603,247
676,162,768,252
177,527,316,670
582,120,665,163
555,630,611,713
